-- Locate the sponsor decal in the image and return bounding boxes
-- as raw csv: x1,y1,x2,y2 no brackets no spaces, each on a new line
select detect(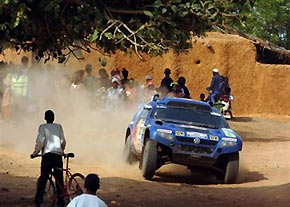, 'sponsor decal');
156,105,167,108
222,137,237,142
210,135,219,141
136,120,146,139
211,112,222,117
157,129,172,134
194,138,201,144
175,131,185,136
187,132,208,139
222,128,236,138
